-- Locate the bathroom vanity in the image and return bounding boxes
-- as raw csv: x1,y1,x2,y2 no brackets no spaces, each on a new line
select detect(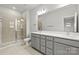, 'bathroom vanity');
31,31,79,55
